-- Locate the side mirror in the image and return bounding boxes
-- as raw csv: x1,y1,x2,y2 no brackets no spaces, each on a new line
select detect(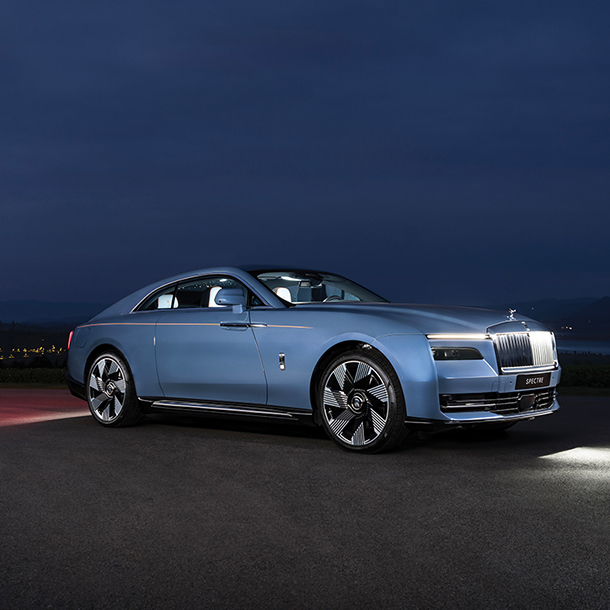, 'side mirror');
214,288,246,307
